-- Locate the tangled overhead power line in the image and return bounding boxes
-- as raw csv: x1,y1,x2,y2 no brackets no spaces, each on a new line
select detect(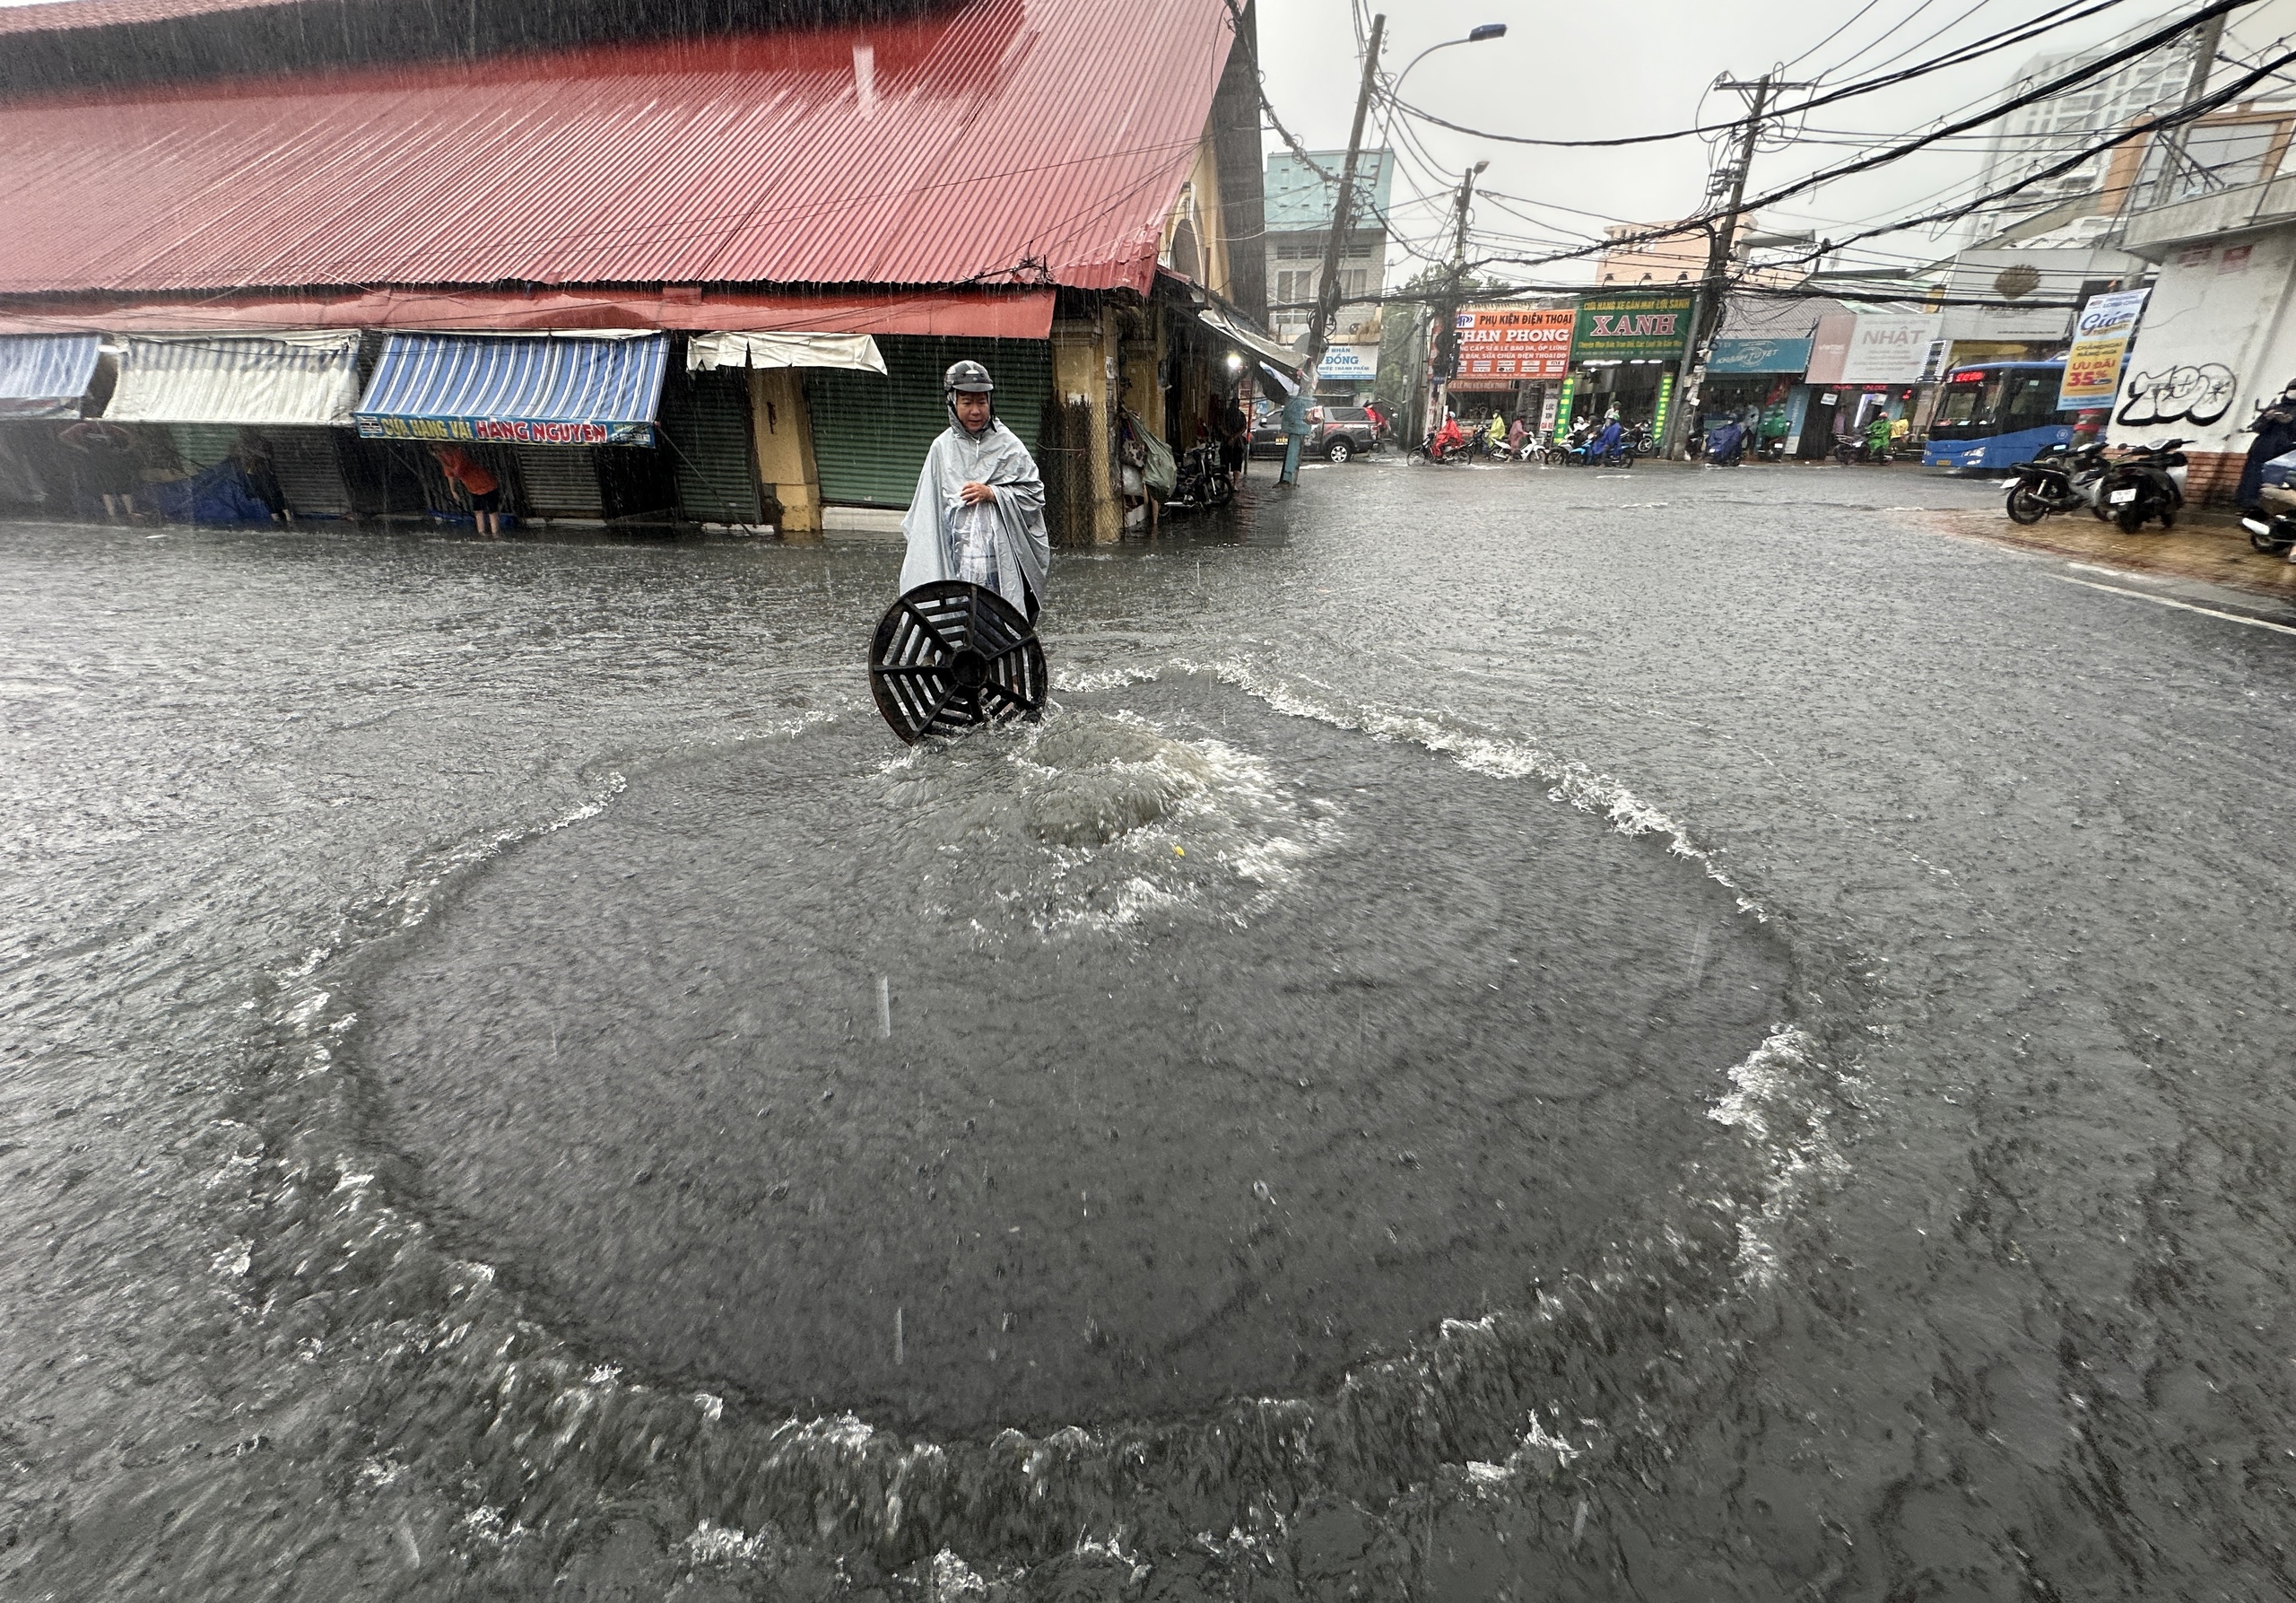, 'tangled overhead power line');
1381,0,2144,150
